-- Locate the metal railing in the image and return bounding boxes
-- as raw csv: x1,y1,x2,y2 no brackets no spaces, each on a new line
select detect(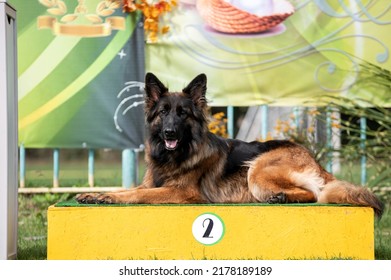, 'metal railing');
18,146,143,193
17,105,374,193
